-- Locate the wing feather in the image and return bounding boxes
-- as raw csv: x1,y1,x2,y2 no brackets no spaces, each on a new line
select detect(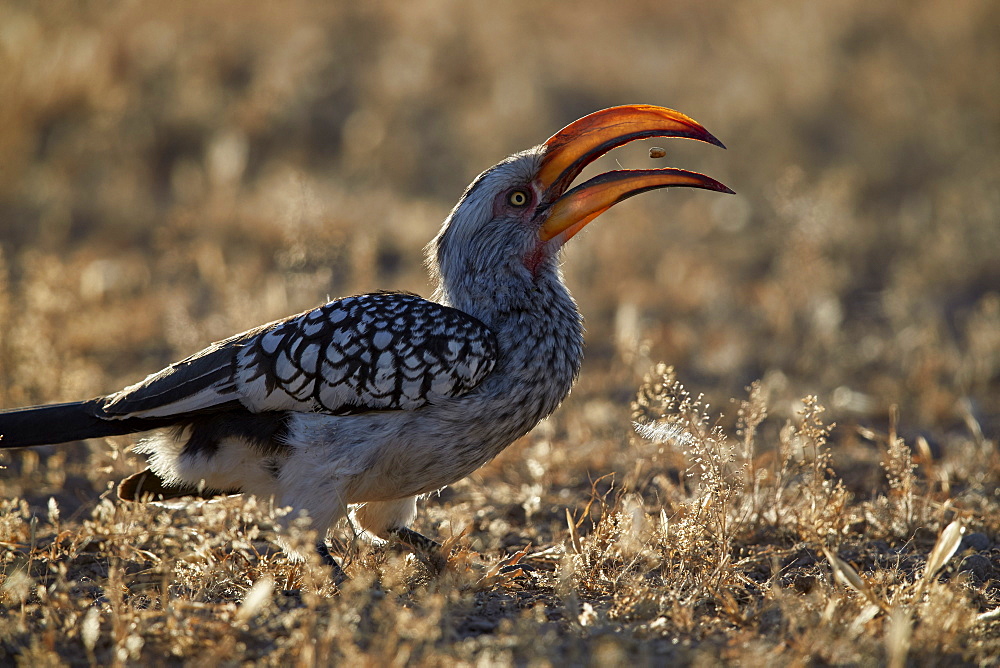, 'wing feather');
100,292,498,420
